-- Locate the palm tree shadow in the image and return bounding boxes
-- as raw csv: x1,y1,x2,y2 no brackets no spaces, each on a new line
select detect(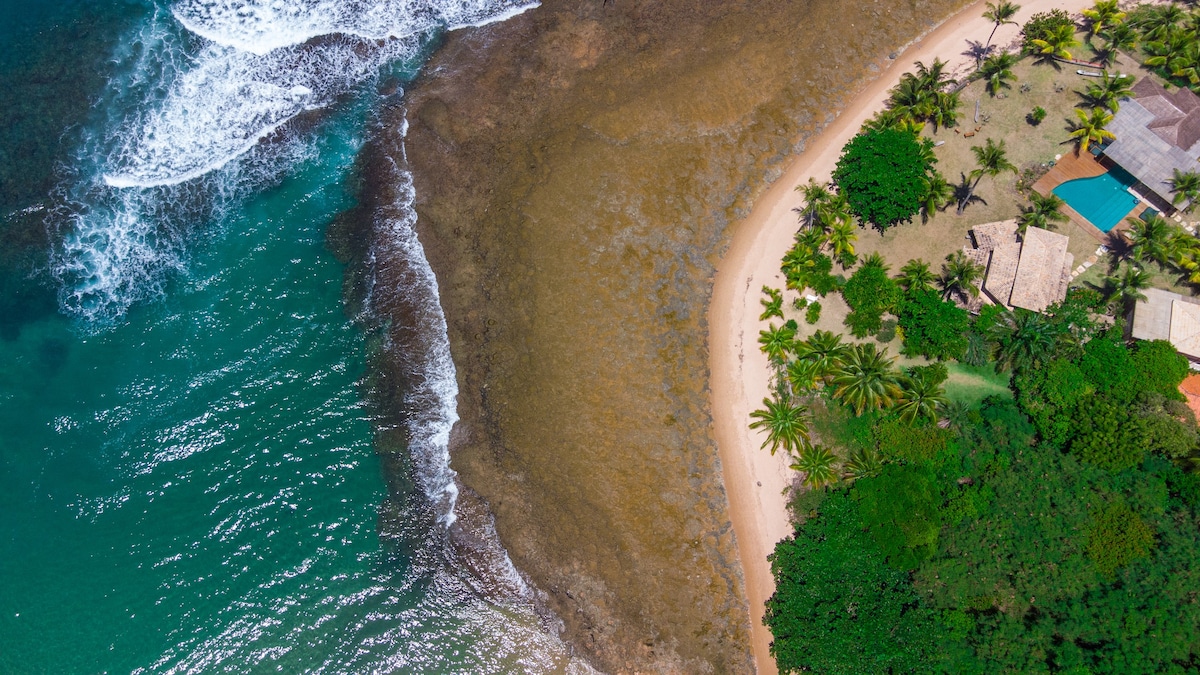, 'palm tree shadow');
964,40,992,62
1104,232,1132,273
953,172,988,212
